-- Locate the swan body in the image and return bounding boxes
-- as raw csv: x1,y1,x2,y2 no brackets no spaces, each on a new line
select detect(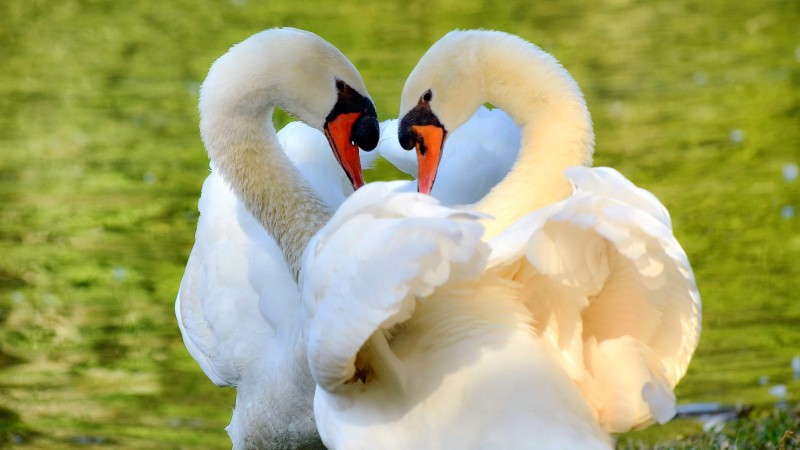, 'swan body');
176,28,378,448
396,29,701,433
301,181,611,449
300,29,700,449
302,172,699,448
